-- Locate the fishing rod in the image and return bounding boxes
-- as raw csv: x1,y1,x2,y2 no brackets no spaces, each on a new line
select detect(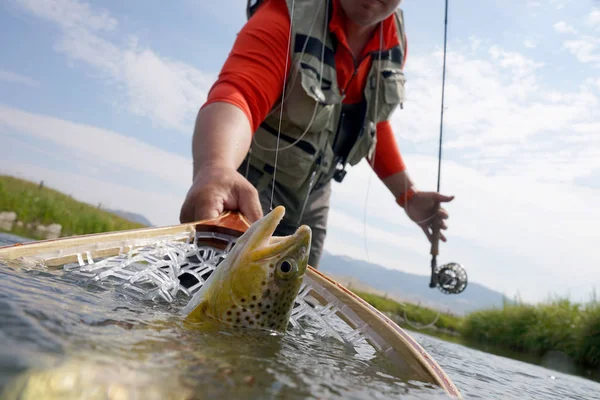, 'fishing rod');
429,0,467,295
